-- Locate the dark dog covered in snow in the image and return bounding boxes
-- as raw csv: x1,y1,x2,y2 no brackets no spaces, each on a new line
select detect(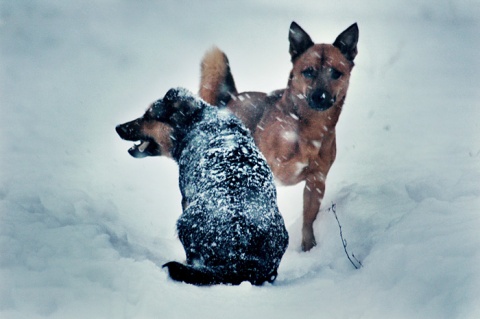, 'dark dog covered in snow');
116,88,288,285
